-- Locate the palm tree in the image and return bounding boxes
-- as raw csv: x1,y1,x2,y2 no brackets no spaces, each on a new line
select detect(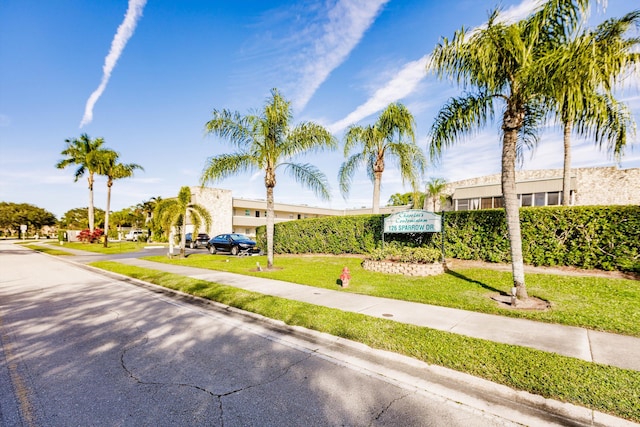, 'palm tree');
138,197,162,225
154,186,211,257
339,103,426,214
427,0,591,300
55,134,105,232
92,150,143,247
425,178,448,212
202,88,337,268
545,10,639,205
